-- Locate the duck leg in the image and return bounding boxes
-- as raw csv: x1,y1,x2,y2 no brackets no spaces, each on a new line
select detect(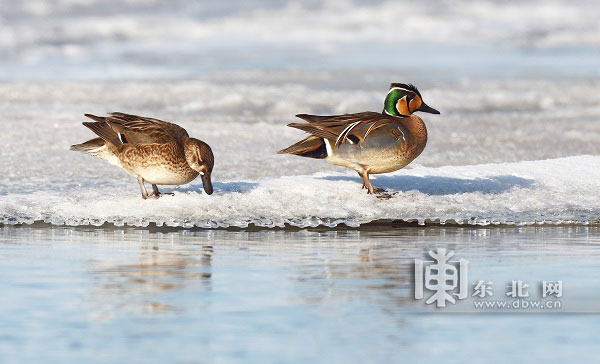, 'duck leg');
151,184,174,197
137,176,159,200
357,172,367,190
358,170,375,195
358,170,389,197
137,176,150,200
